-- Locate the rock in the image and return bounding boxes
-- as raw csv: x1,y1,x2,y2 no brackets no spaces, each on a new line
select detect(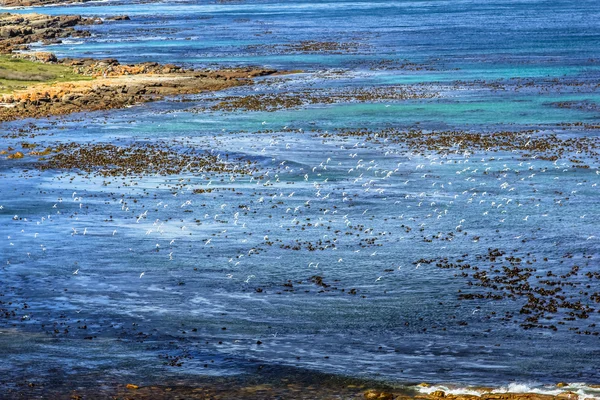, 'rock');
364,391,378,399
418,383,430,387
480,395,508,400
481,394,556,400
431,391,446,397
72,94,95,106
32,52,57,63
0,28,15,38
126,384,139,390
556,382,569,388
61,93,81,104
7,151,24,159
0,12,96,54
29,147,52,156
556,392,579,400
364,390,394,400
106,15,130,21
